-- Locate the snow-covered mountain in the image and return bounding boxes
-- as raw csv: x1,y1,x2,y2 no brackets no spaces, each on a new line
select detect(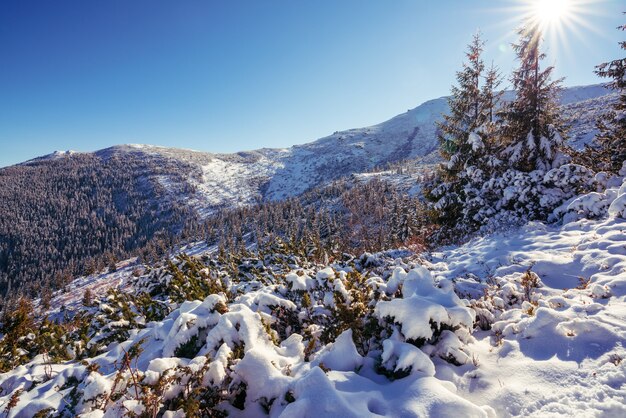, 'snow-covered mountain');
29,84,615,216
